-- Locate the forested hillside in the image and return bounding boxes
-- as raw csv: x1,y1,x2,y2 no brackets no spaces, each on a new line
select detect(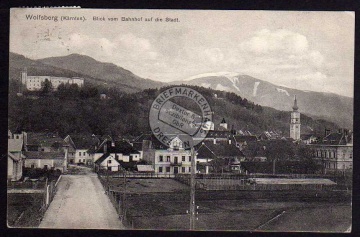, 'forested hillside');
8,78,339,139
